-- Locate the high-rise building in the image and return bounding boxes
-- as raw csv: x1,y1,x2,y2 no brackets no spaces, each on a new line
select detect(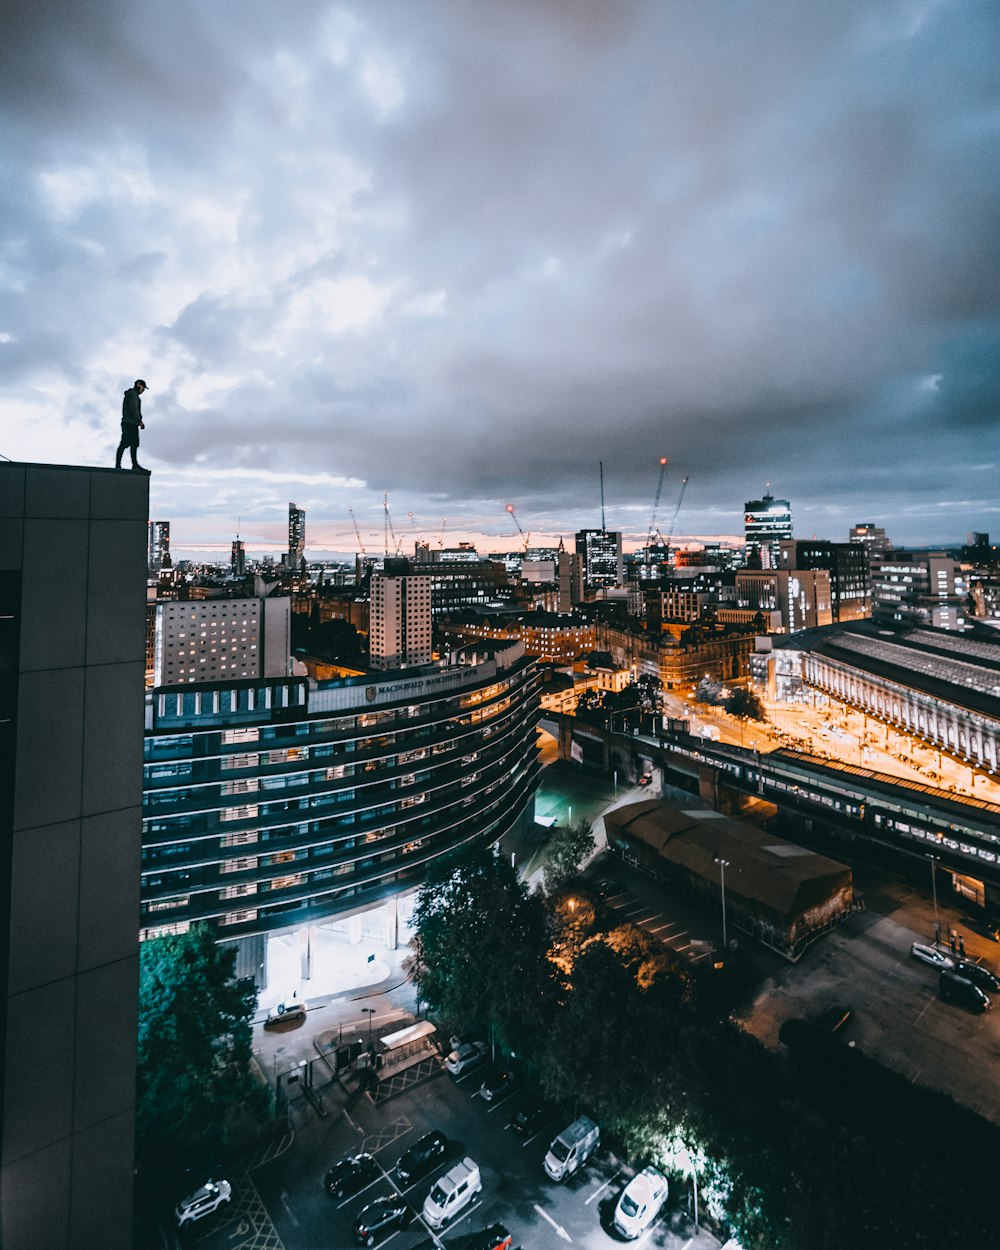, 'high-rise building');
287,501,306,571
153,595,292,685
779,540,871,623
147,518,171,572
141,640,540,974
231,536,246,578
870,551,967,631
575,529,623,590
1,462,147,1250
369,568,434,669
849,523,891,559
557,539,582,613
744,493,792,569
736,568,833,633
